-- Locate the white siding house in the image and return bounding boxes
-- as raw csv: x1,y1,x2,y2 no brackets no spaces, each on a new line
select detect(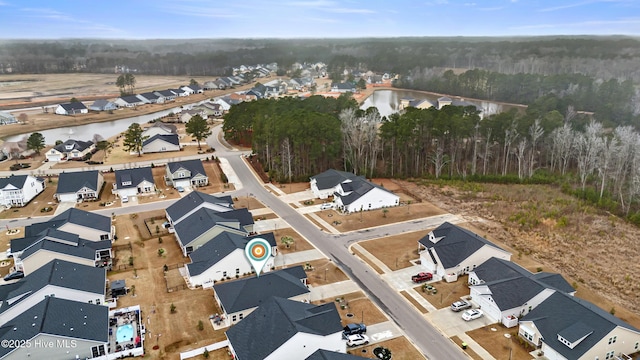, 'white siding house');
333,179,400,213
0,175,45,207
